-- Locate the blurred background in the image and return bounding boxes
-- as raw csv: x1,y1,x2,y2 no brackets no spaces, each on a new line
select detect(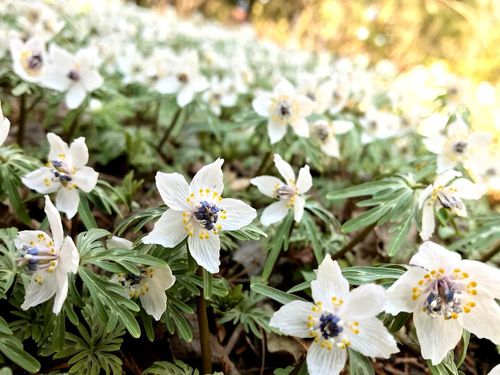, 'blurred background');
130,0,500,133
